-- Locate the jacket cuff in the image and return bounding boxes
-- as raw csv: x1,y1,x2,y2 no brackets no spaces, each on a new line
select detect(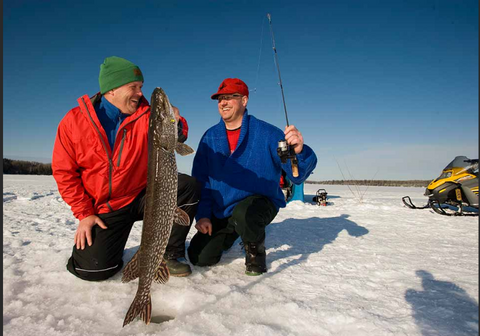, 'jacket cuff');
296,144,314,161
77,210,95,221
195,208,211,221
